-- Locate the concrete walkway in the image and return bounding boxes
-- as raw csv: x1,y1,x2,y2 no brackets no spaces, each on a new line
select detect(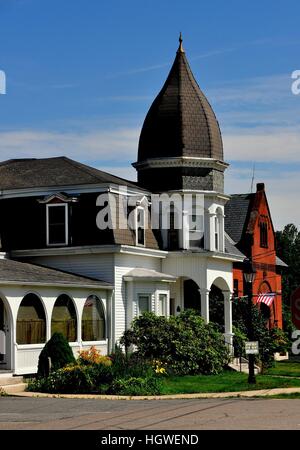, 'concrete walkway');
5,386,300,400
